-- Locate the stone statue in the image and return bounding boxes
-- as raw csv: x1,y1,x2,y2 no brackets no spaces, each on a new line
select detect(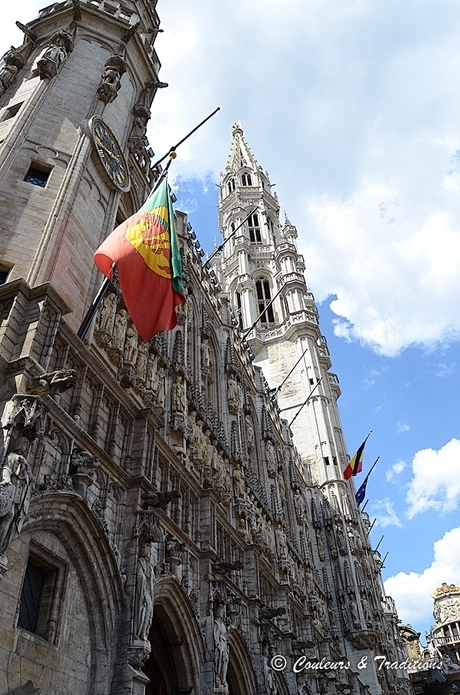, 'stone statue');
37,31,73,79
99,291,117,332
263,645,278,695
233,462,246,499
136,341,149,380
294,489,306,523
146,353,158,391
265,439,277,477
97,54,126,104
201,338,211,369
124,326,138,365
0,437,33,557
227,374,239,408
171,375,186,413
213,602,229,688
275,524,288,560
26,368,77,396
245,414,254,450
0,62,18,96
113,309,128,349
156,367,166,407
134,543,155,641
